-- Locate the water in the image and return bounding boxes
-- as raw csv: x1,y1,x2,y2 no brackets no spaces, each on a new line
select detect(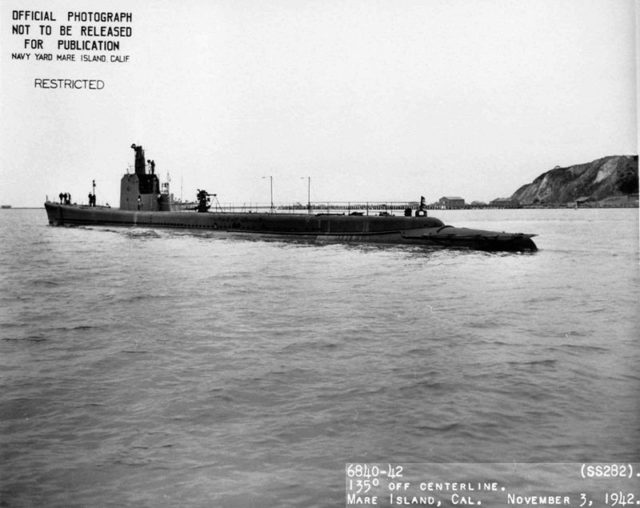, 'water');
1,208,638,507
